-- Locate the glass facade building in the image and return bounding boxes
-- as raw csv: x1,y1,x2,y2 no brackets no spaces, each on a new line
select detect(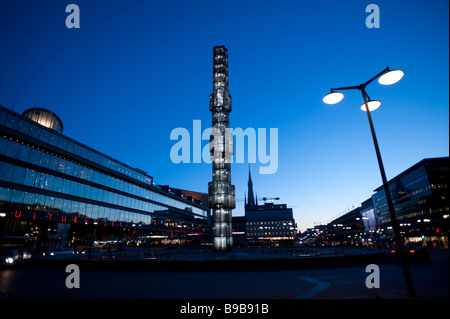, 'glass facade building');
305,157,449,248
372,157,449,244
0,104,209,250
